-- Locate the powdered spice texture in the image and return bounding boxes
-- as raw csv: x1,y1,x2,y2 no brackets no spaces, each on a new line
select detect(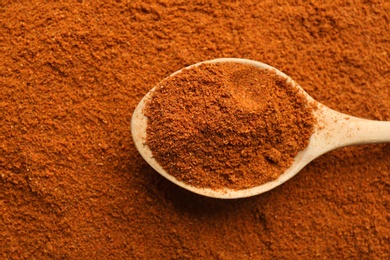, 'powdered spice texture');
145,63,314,190
1,1,389,259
